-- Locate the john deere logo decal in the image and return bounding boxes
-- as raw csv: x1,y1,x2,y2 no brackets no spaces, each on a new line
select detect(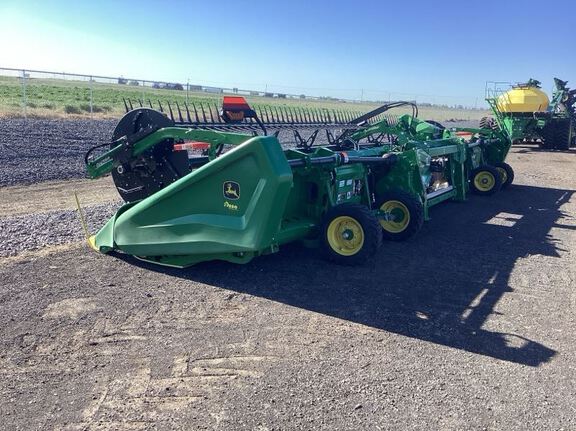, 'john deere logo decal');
223,181,240,200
